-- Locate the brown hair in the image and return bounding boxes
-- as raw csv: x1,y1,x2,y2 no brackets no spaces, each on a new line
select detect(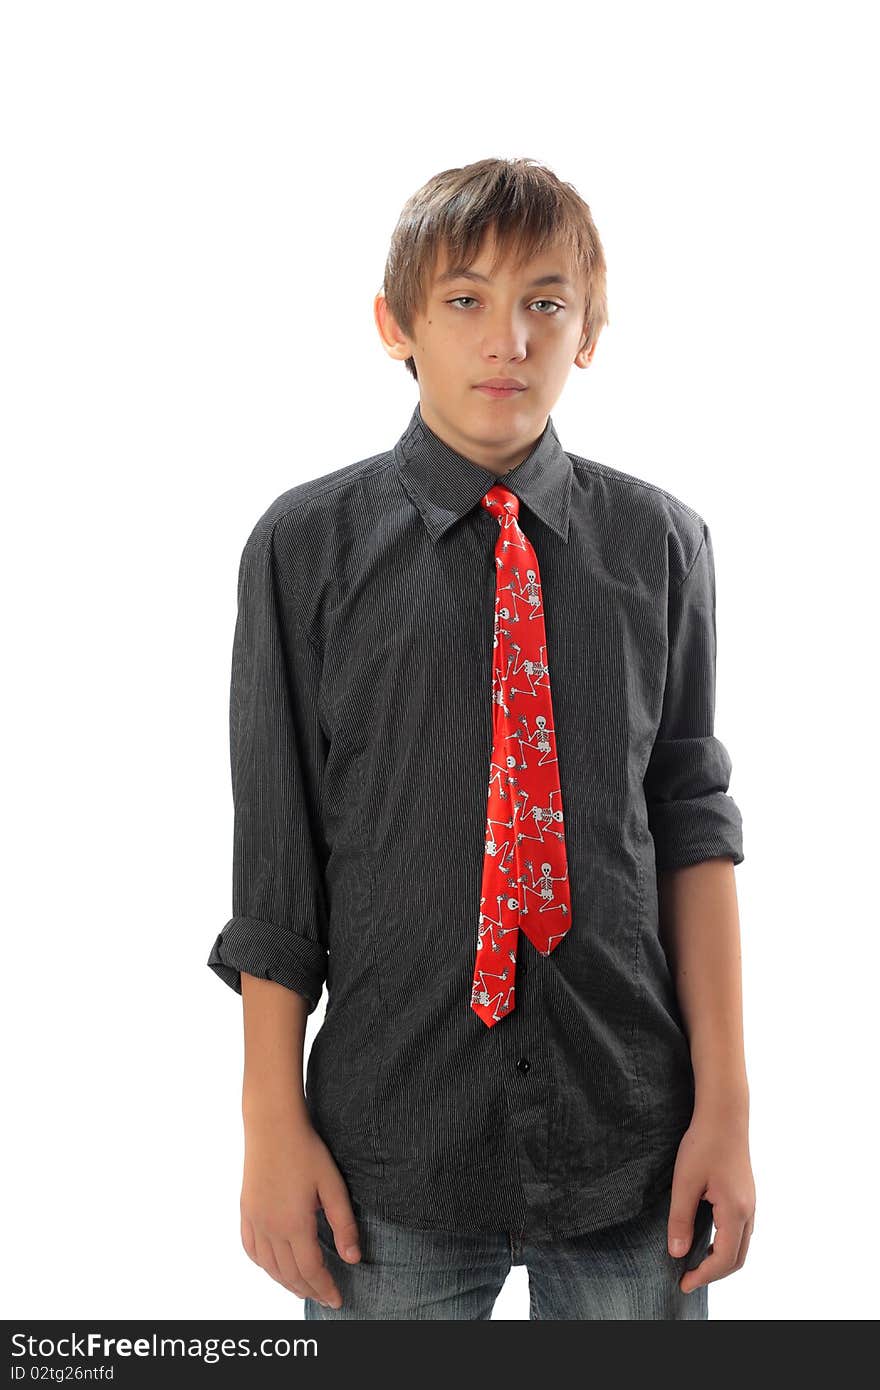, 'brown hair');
381,157,609,382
